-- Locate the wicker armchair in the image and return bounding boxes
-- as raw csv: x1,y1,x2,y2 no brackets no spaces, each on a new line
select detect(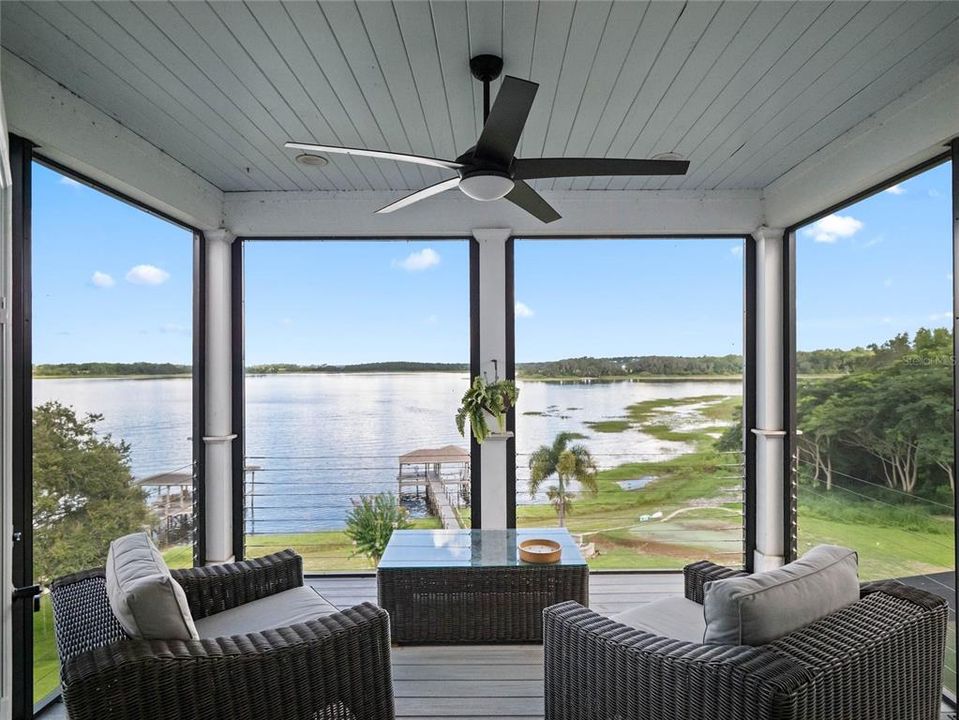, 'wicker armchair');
544,560,948,720
51,550,395,720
